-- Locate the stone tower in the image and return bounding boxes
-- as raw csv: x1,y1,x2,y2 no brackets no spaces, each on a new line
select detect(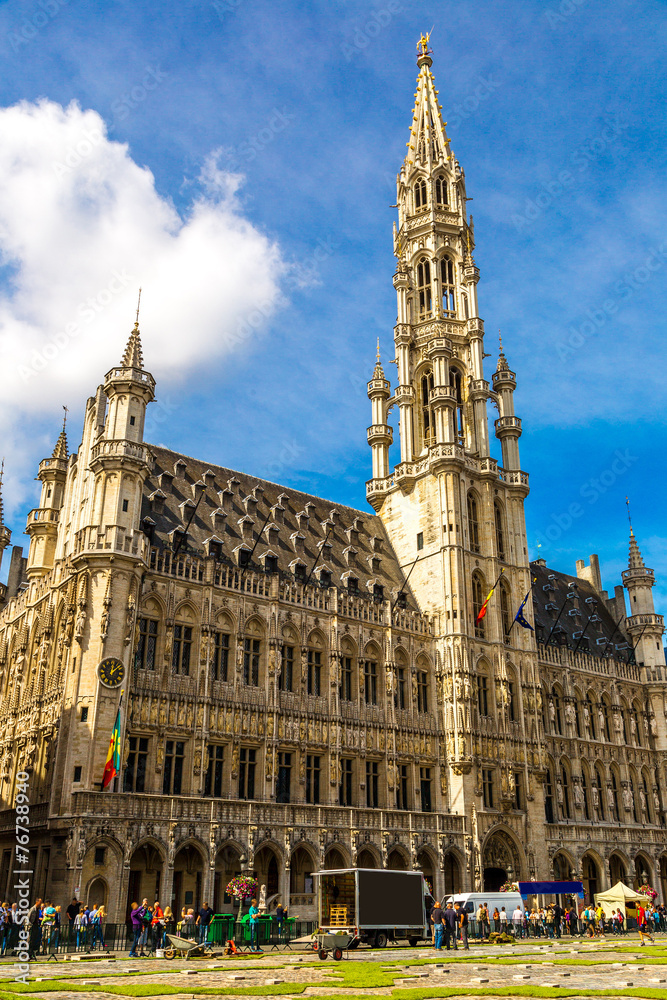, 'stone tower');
50,315,156,812
623,527,666,746
366,36,546,882
25,421,69,580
